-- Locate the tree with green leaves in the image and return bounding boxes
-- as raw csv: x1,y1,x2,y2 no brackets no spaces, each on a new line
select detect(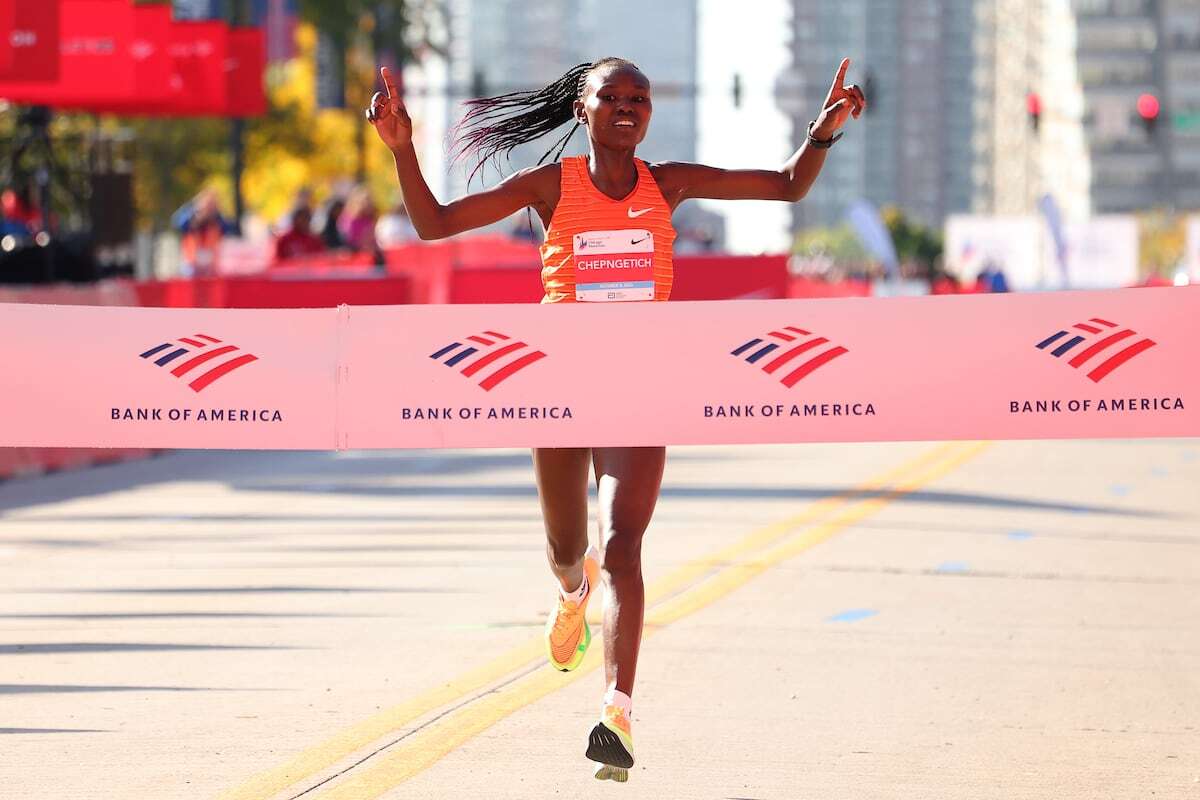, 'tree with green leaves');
881,206,943,269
